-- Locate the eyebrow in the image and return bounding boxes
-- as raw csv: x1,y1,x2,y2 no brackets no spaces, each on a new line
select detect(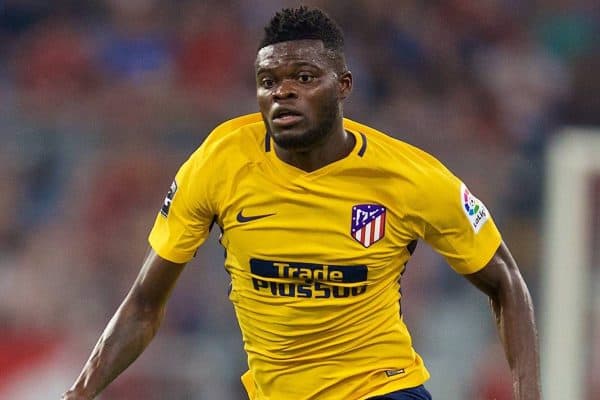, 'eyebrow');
256,61,322,76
